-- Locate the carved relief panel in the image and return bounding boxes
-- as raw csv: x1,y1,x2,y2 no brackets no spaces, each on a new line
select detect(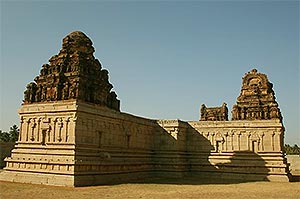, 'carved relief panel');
18,114,75,145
